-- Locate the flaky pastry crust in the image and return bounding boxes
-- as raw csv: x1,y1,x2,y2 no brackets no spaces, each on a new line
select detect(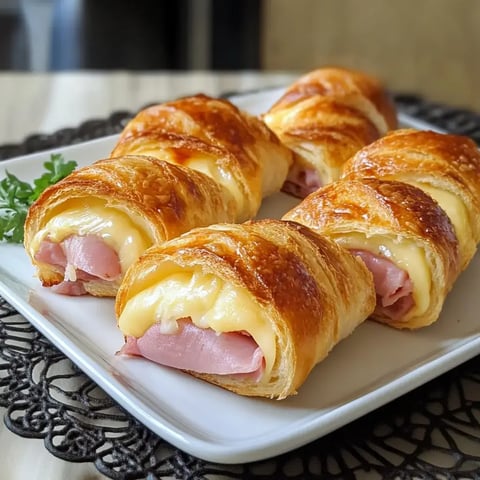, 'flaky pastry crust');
111,94,293,220
24,155,236,297
269,66,397,133
283,178,459,329
115,219,375,399
342,128,480,269
263,67,397,190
